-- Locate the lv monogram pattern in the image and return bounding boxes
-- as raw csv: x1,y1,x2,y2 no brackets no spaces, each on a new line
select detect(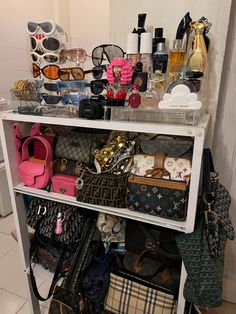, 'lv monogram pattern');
127,181,187,220
77,172,128,208
132,154,191,181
